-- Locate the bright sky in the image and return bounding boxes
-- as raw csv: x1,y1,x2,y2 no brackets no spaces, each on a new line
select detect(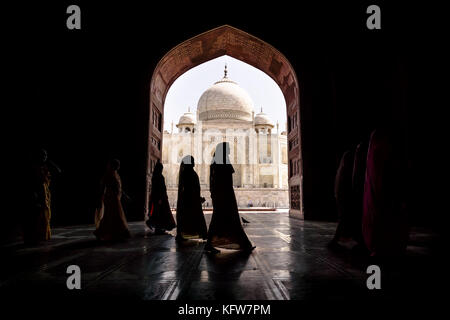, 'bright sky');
164,55,287,132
